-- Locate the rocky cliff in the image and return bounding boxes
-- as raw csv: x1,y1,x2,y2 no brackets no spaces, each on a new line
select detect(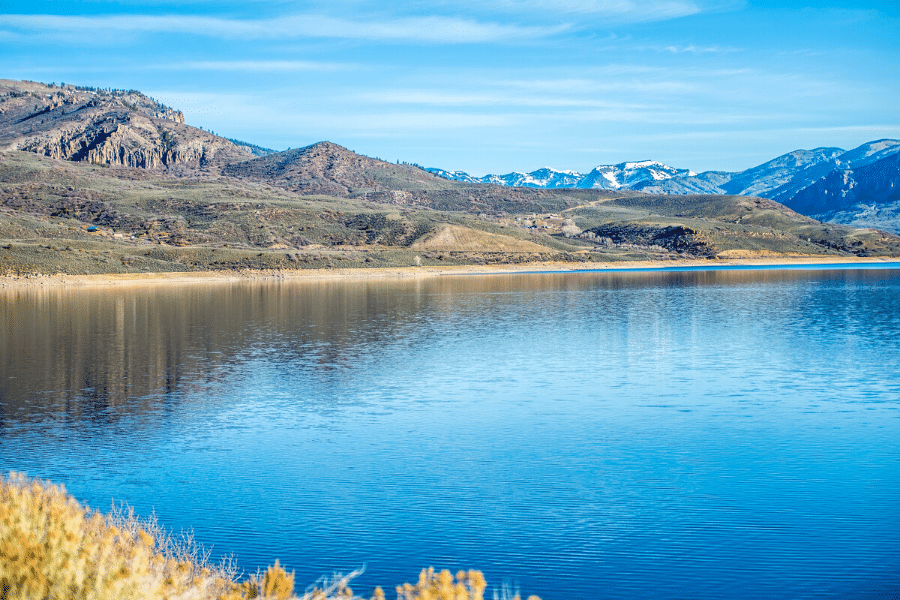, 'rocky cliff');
0,80,251,171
